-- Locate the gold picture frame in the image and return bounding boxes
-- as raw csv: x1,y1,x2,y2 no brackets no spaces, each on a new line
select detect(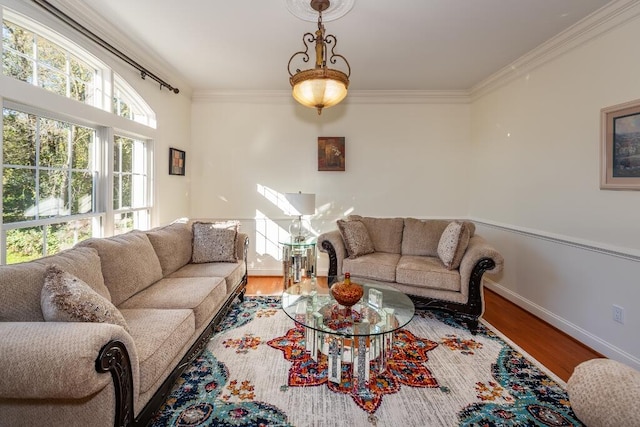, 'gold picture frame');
318,137,345,171
601,99,640,190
